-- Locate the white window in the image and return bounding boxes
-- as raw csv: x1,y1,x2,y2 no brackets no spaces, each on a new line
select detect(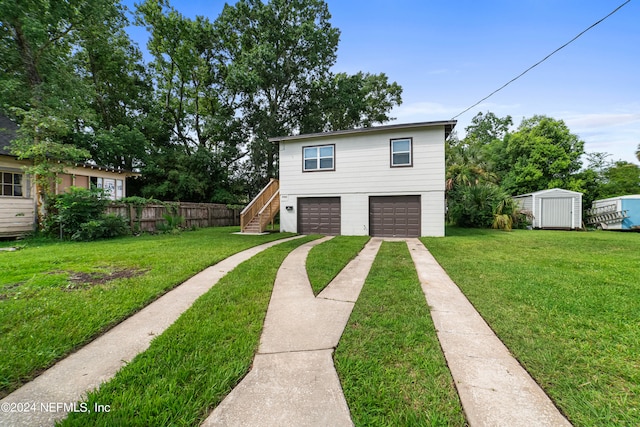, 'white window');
1,171,23,197
116,179,123,199
303,144,335,171
90,177,123,200
391,138,412,167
